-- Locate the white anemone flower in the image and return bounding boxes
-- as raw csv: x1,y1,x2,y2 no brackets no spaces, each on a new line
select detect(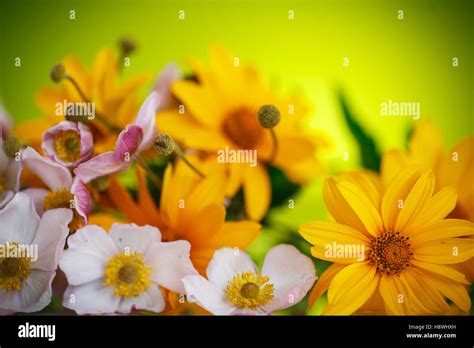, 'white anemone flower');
60,223,198,314
182,244,317,315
